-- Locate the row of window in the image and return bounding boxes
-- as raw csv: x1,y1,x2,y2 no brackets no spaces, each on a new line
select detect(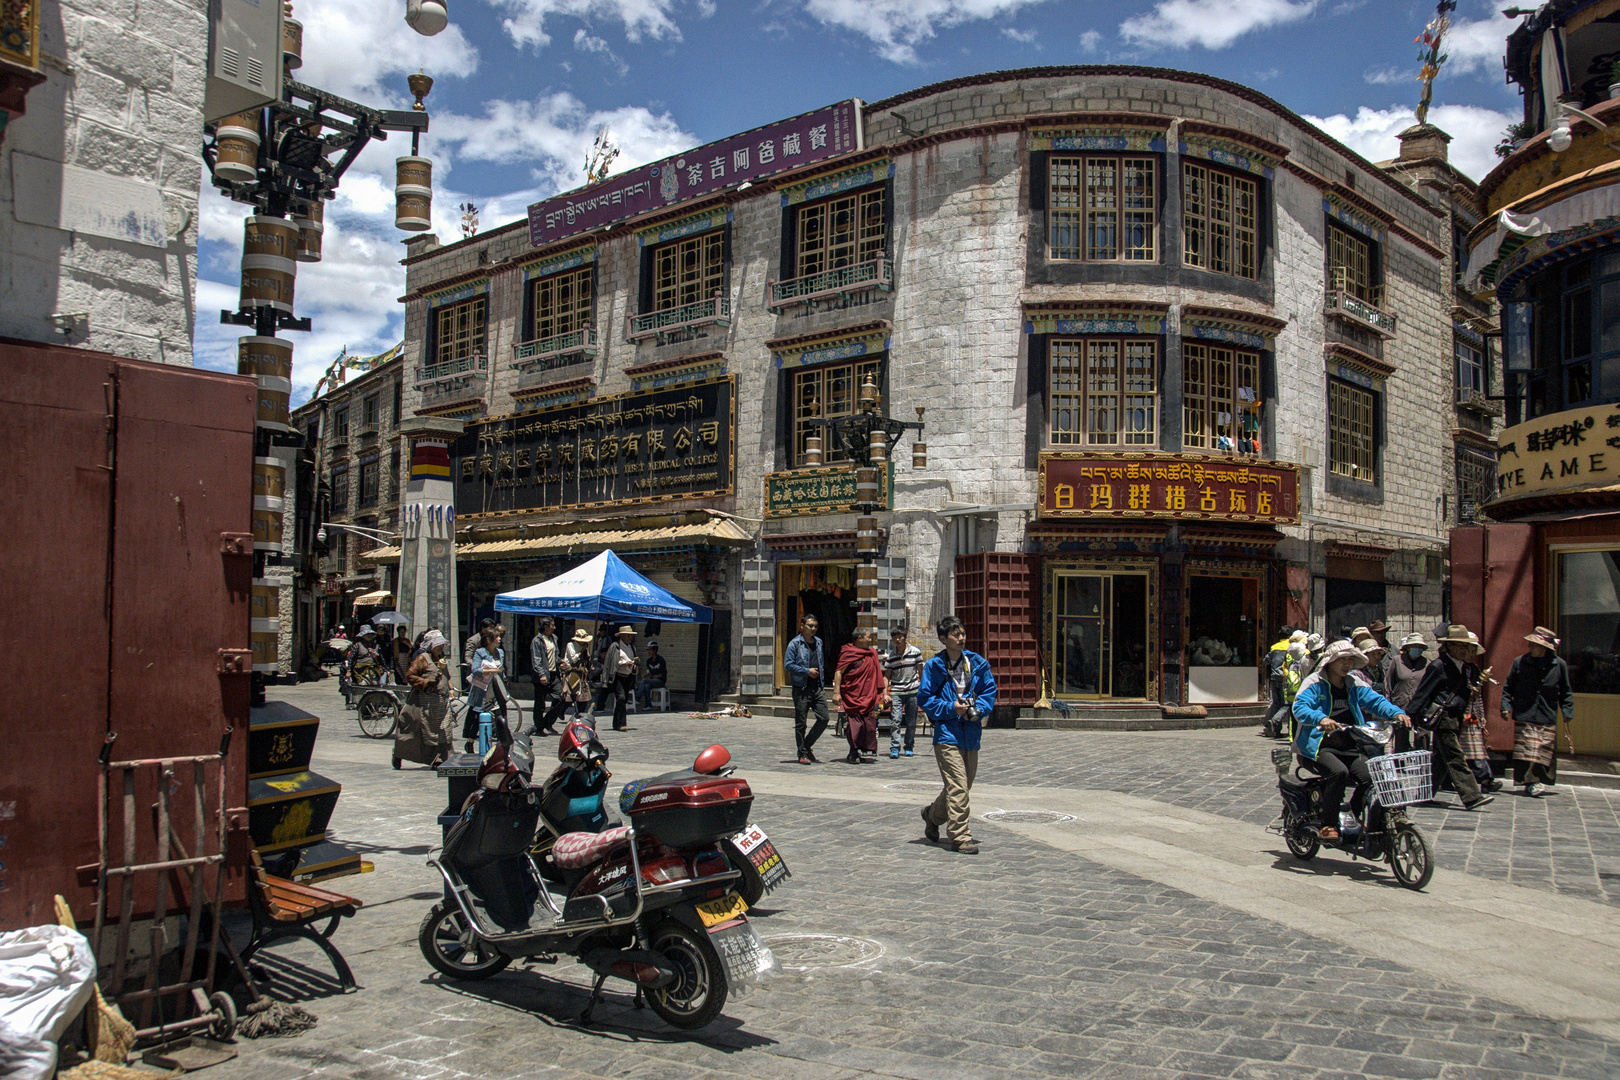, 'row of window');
327,381,406,438
329,448,402,512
